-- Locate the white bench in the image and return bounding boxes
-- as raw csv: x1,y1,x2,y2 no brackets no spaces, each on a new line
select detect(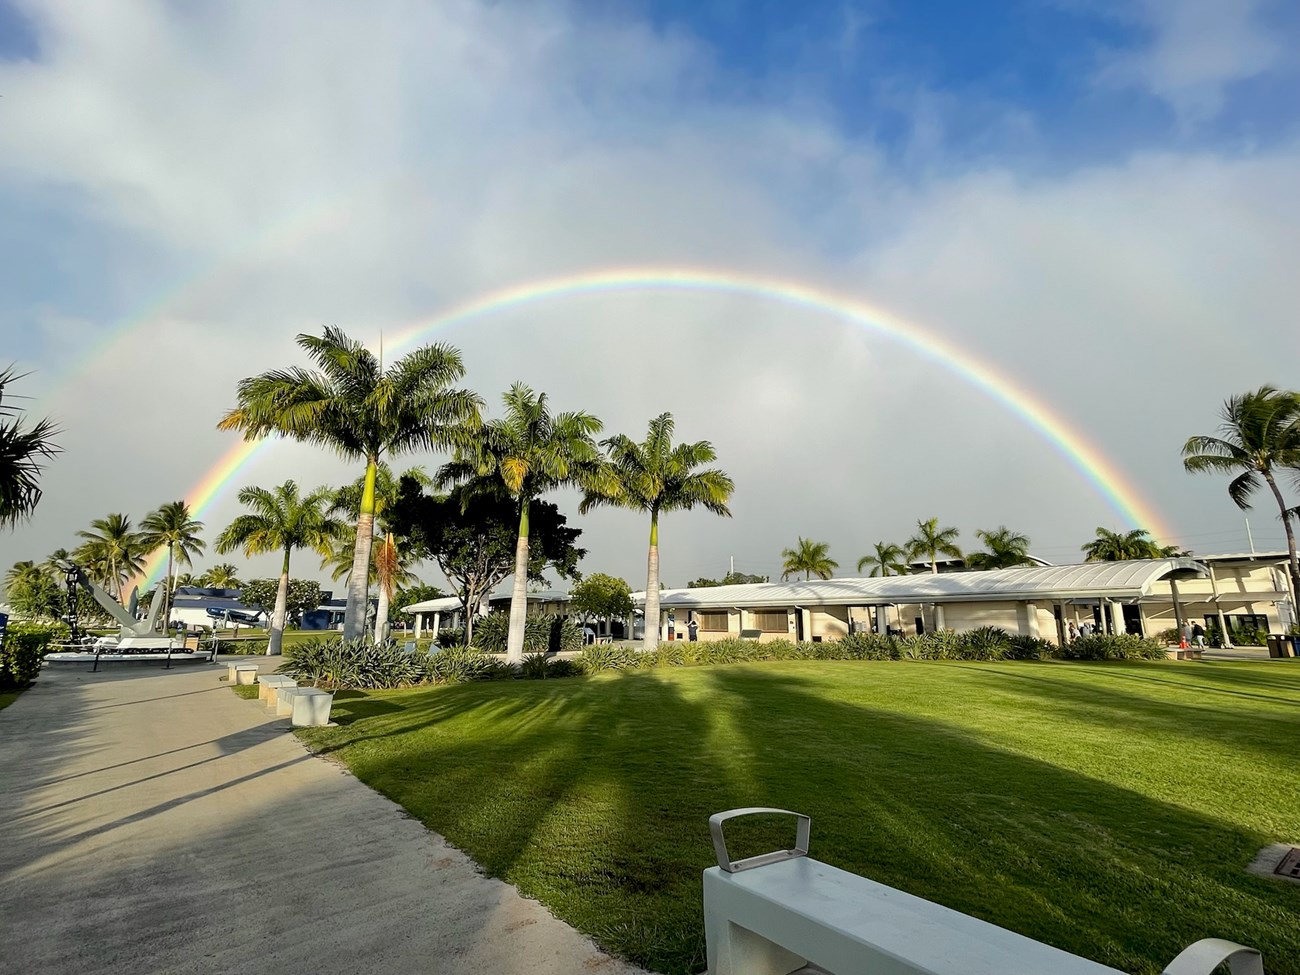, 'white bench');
233,664,259,685
290,688,334,727
704,808,1265,975
257,675,297,708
